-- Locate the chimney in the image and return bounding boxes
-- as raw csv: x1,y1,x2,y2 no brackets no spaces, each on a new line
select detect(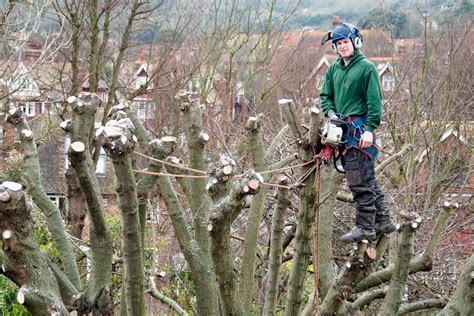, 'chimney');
137,53,145,64
332,16,343,27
